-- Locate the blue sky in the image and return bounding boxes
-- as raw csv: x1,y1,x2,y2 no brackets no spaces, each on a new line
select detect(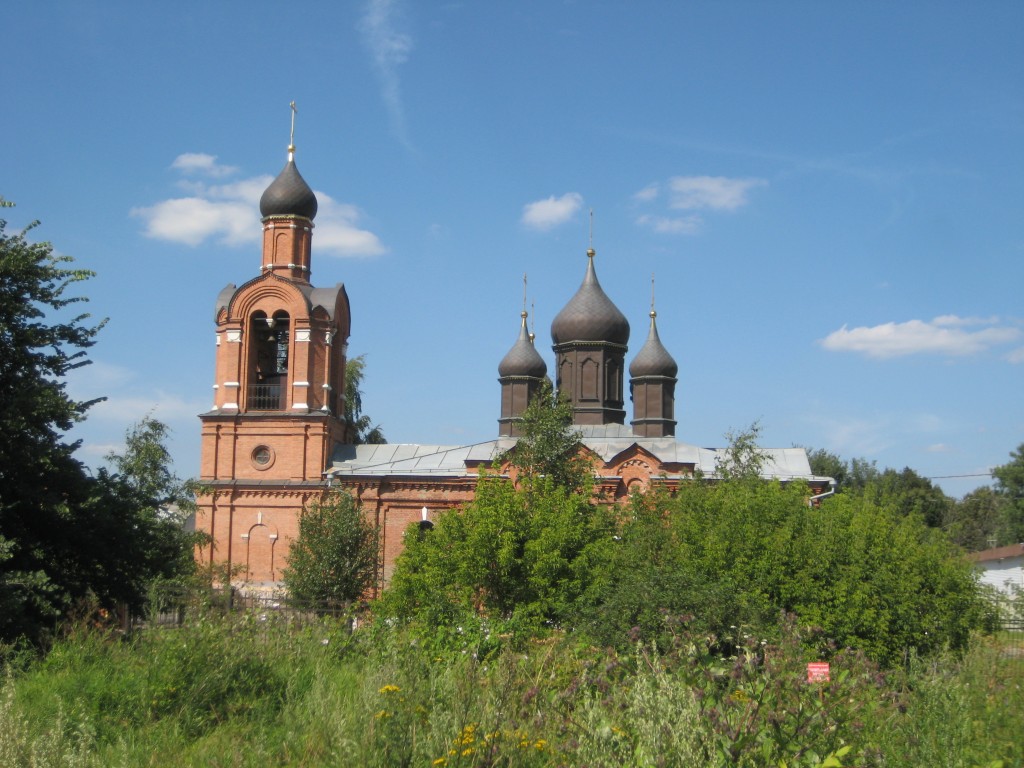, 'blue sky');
3,1,1022,498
